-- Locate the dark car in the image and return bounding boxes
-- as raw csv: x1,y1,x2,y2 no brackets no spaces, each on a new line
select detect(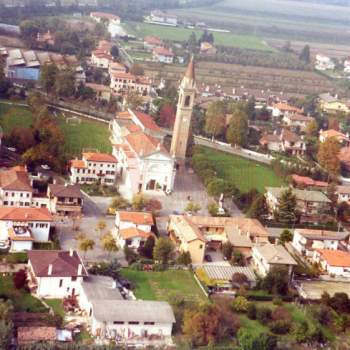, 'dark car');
204,254,212,262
